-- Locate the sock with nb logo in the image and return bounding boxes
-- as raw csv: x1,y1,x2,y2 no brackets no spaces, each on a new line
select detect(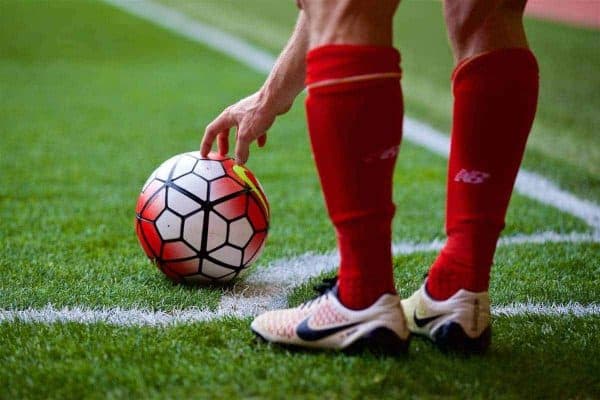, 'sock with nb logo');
427,48,539,300
305,45,403,310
